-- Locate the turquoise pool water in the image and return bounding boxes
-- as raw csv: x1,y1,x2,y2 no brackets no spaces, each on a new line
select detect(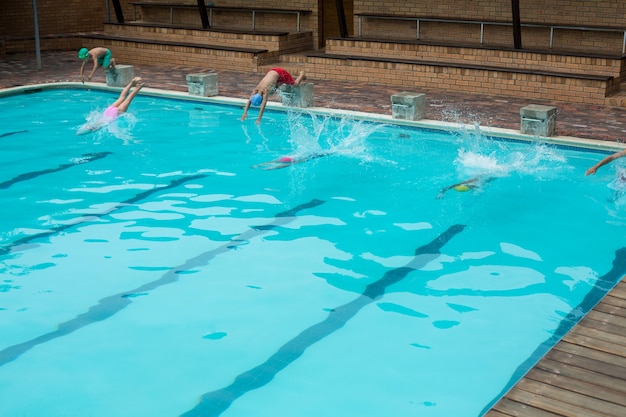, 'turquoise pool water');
1,88,625,417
